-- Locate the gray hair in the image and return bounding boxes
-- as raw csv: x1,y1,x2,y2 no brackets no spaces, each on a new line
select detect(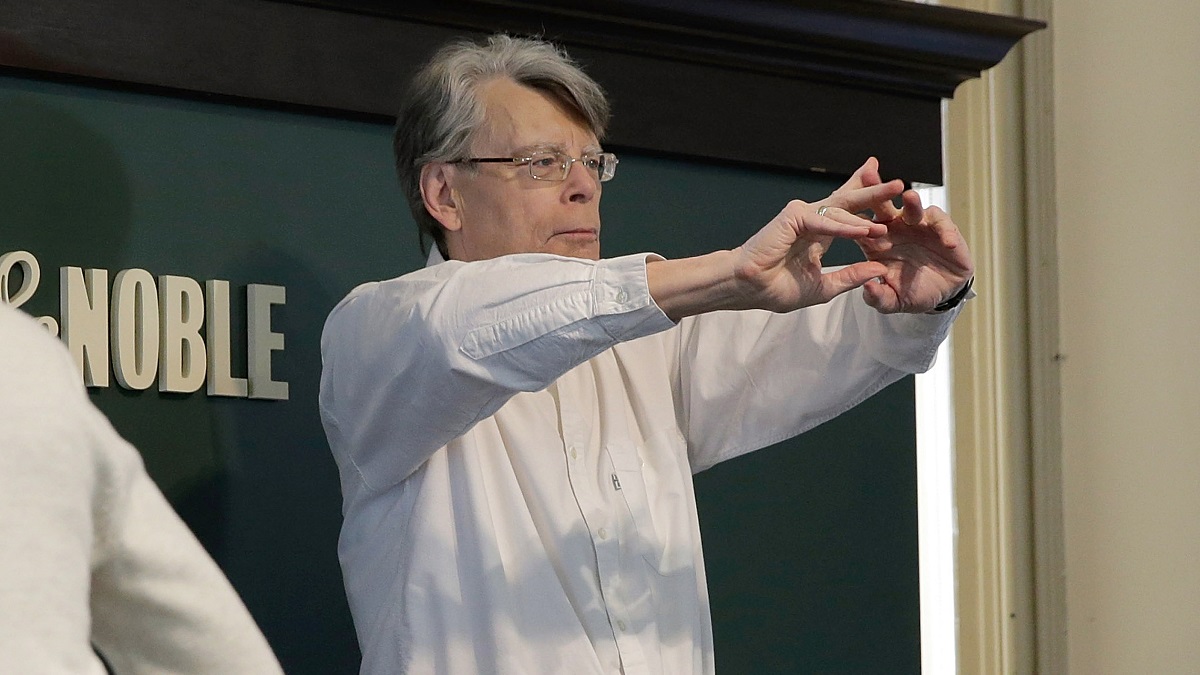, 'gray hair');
393,34,611,258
